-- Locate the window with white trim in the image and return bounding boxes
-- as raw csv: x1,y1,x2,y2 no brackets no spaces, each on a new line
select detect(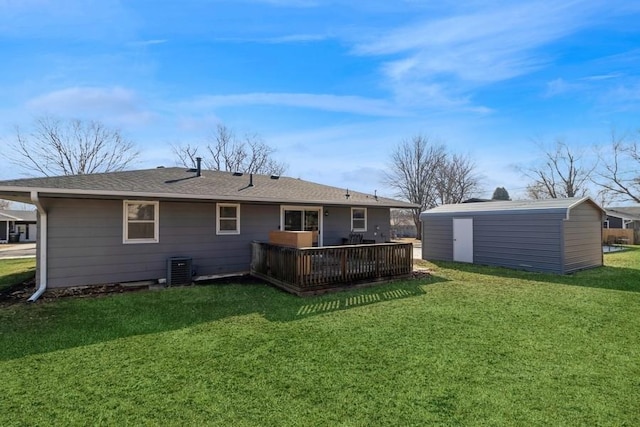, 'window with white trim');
217,203,240,235
123,201,159,243
351,207,367,232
